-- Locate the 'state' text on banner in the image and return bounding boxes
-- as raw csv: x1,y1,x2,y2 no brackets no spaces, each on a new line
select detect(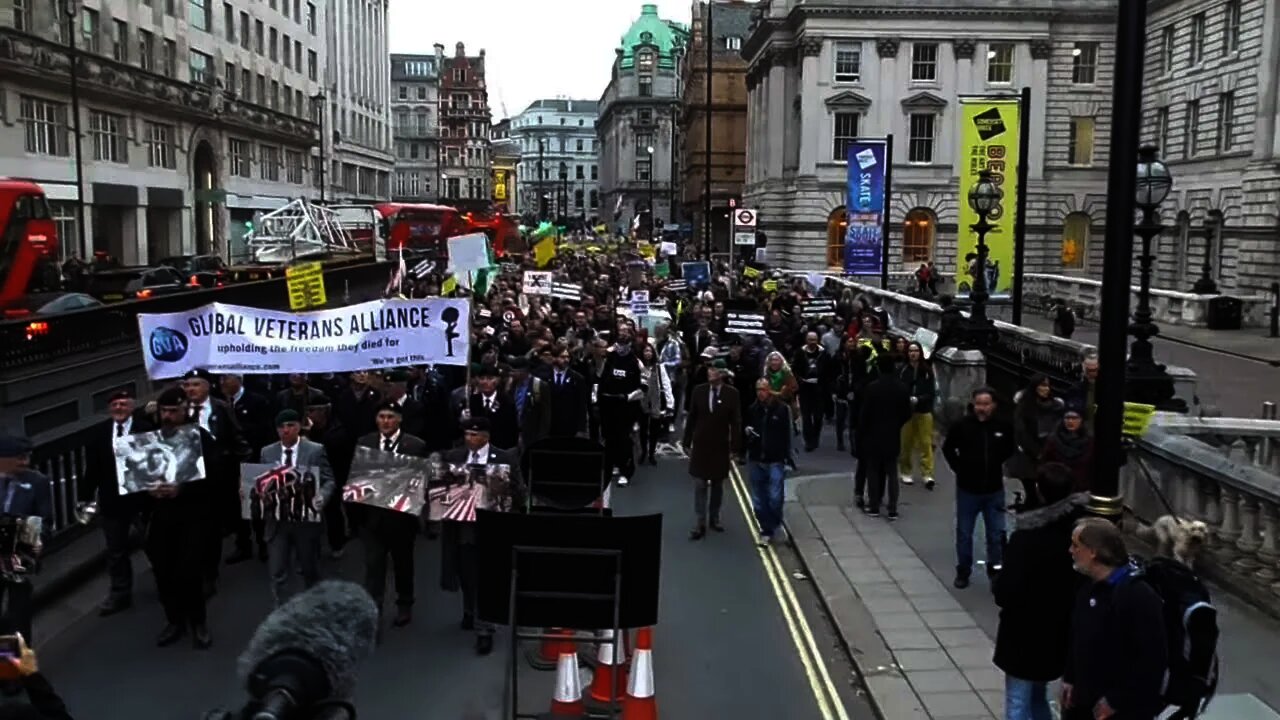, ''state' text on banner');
138,298,471,379
956,98,1021,295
